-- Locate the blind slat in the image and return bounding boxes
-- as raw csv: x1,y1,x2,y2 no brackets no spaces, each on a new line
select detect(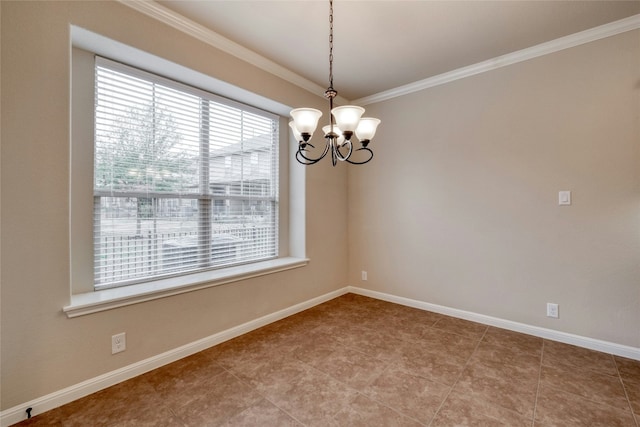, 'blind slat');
93,57,278,289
